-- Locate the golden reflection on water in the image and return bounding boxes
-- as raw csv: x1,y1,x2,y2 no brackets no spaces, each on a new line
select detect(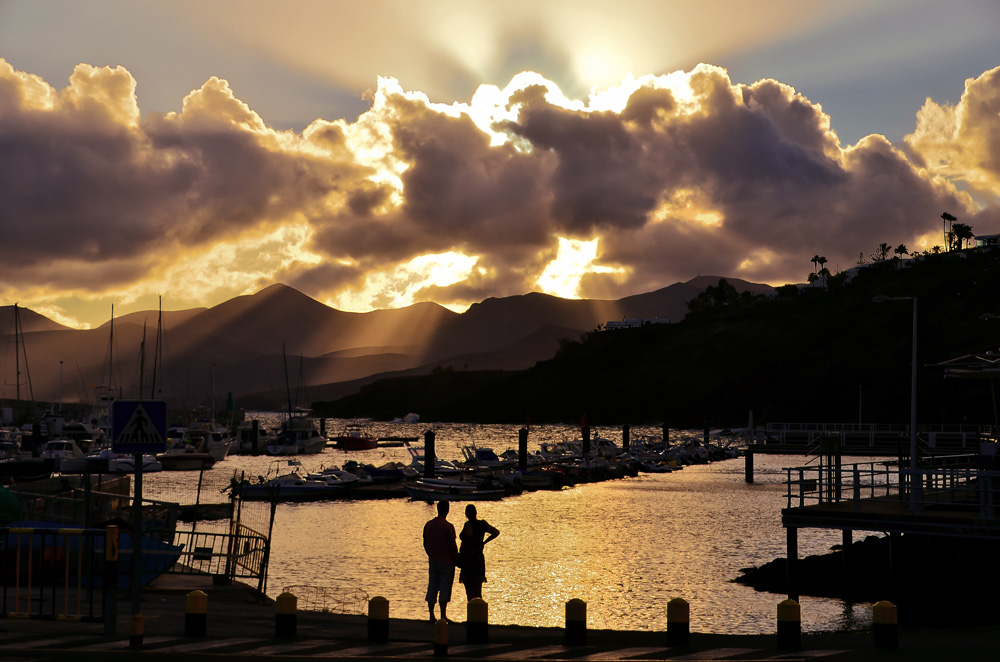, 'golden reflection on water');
153,419,872,635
